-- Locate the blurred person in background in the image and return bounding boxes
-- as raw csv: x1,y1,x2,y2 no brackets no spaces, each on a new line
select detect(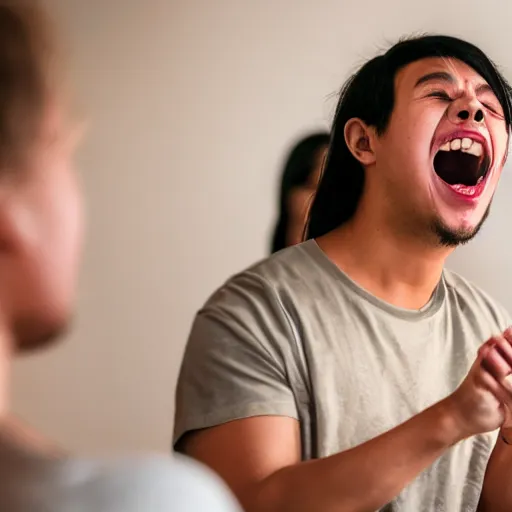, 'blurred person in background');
0,2,240,511
175,35,512,512
271,132,329,253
